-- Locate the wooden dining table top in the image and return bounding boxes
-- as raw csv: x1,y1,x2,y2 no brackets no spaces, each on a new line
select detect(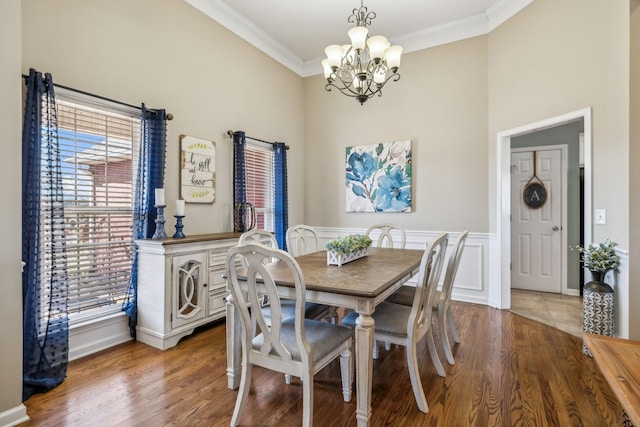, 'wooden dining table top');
583,333,640,426
255,247,424,298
